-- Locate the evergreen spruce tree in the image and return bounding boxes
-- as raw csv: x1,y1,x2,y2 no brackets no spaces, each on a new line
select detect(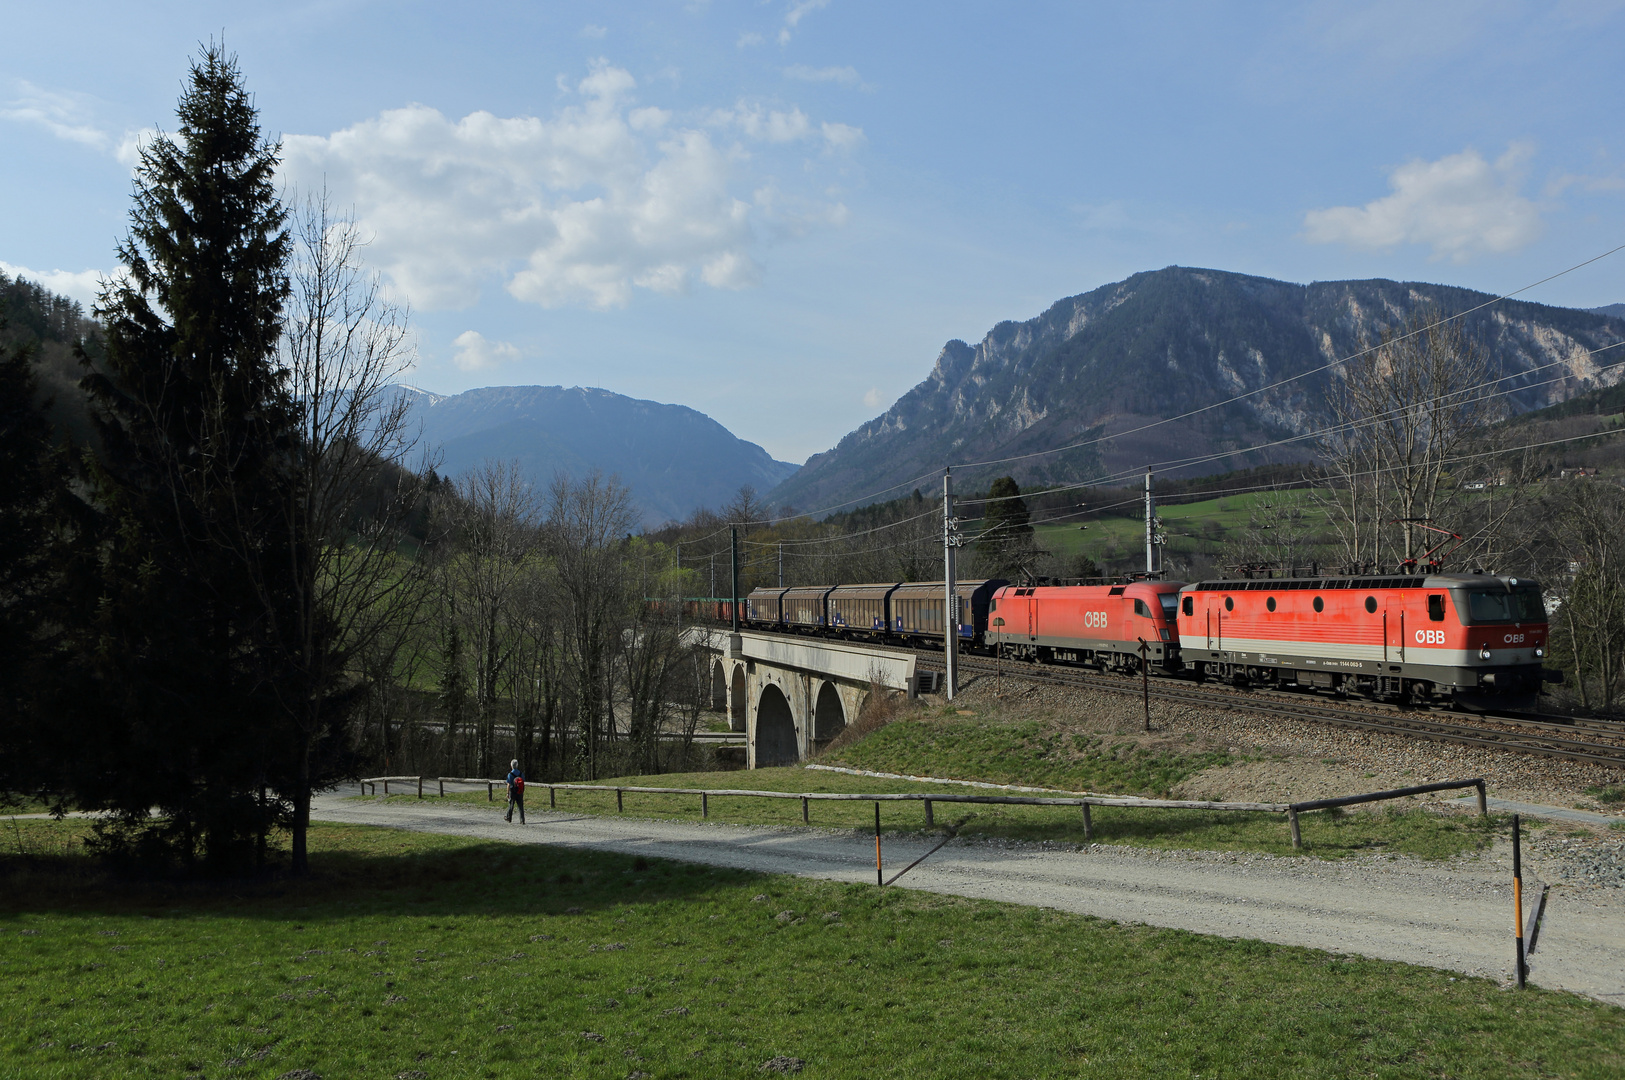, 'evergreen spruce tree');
68,44,294,872
976,476,1040,581
0,316,66,801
